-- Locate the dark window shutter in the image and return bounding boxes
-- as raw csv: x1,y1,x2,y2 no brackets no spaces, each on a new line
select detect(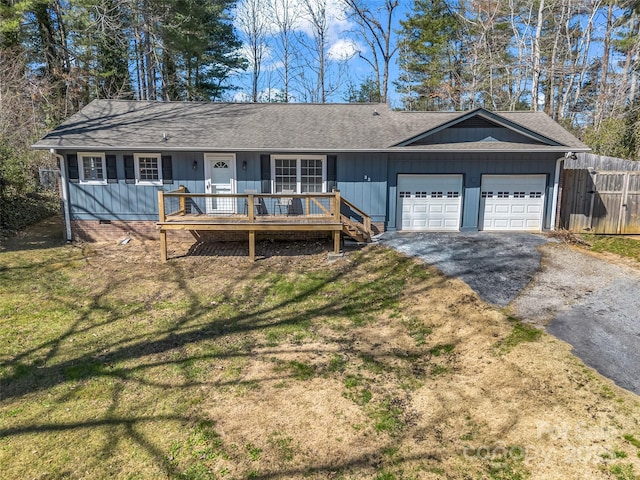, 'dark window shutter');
124,155,135,184
67,154,79,183
327,155,337,191
161,155,173,184
260,154,271,193
106,155,117,183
